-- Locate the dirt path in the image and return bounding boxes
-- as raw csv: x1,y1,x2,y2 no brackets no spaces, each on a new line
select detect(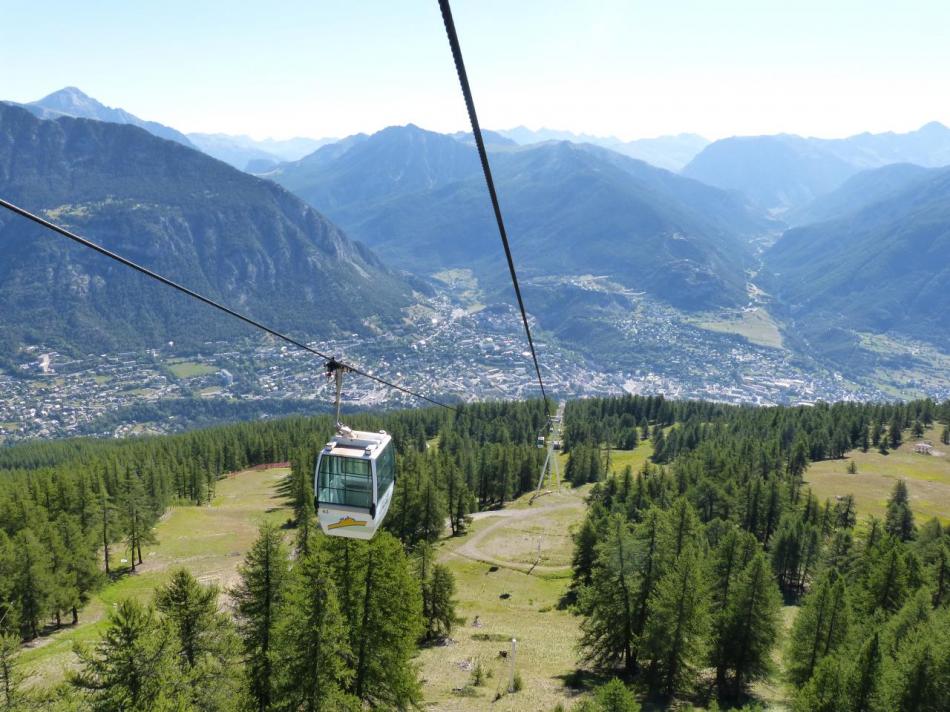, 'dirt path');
446,496,584,574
